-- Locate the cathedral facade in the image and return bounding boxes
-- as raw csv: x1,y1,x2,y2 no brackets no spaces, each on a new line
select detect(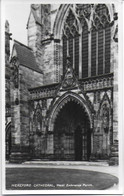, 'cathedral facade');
5,4,118,164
